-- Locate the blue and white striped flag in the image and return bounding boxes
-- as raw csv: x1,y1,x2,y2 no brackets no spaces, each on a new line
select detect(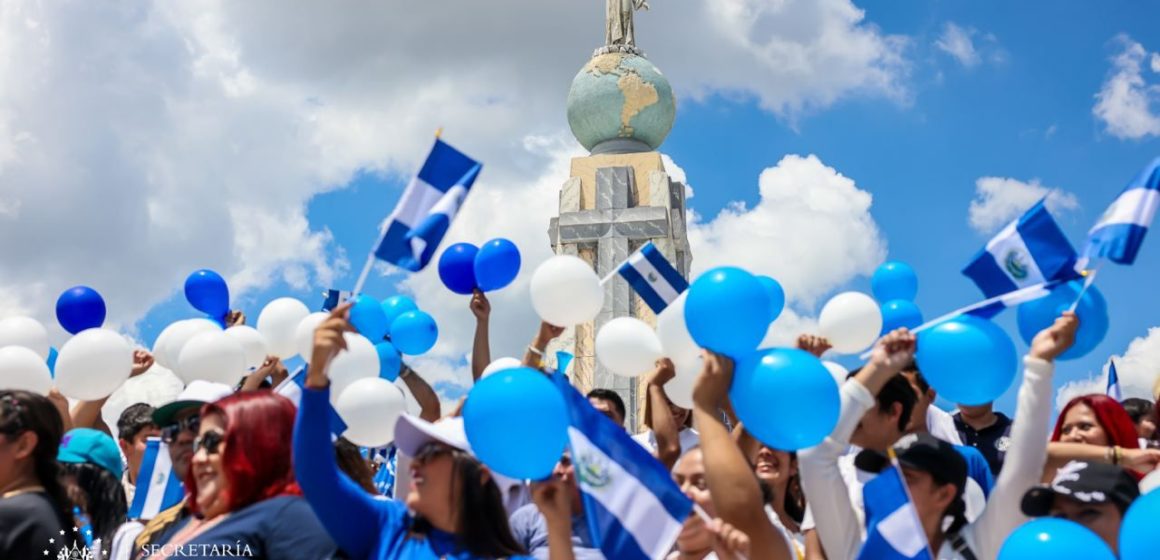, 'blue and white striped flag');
275,365,348,438
1107,360,1123,401
963,199,1079,298
1081,157,1160,266
373,138,482,272
127,437,185,520
550,371,692,559
321,289,353,312
857,461,933,560
617,242,688,314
